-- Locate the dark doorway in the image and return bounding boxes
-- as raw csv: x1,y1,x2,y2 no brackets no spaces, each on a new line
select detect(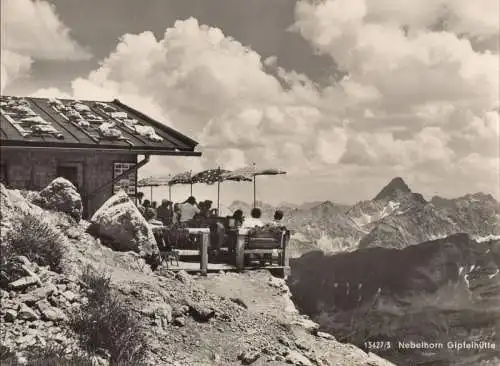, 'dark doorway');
57,165,79,190
0,164,8,186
